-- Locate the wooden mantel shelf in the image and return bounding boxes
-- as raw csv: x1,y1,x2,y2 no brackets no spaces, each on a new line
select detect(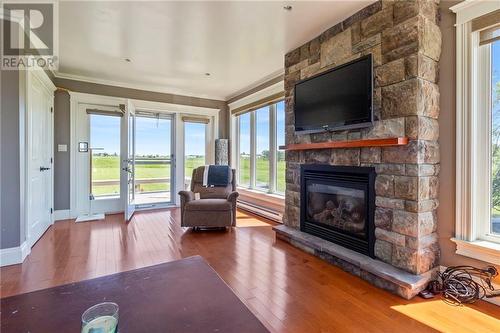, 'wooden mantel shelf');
280,137,408,151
